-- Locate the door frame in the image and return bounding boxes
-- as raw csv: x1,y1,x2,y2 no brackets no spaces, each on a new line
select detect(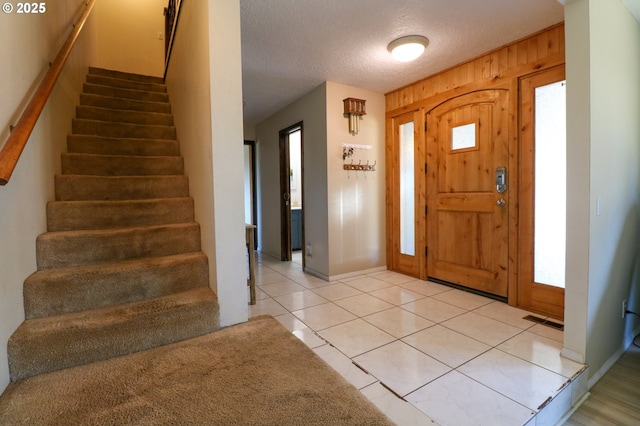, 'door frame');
386,109,426,279
244,140,258,246
278,122,304,263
